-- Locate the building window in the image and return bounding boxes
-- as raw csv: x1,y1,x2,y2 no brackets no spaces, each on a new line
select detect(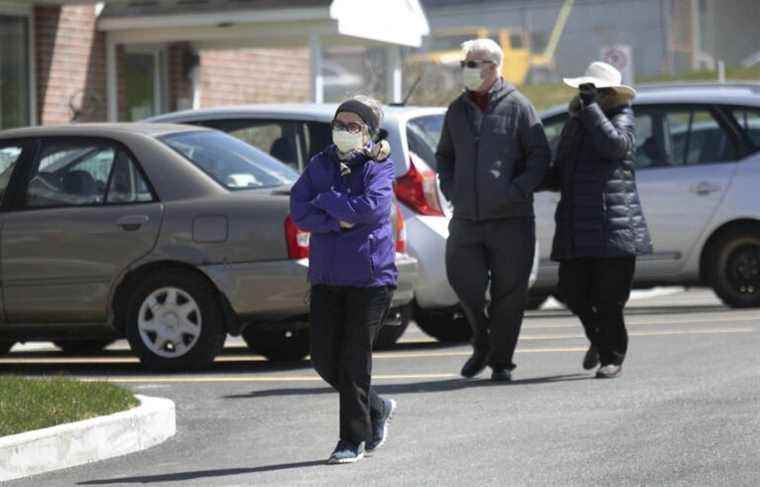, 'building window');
0,15,30,129
123,47,167,121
